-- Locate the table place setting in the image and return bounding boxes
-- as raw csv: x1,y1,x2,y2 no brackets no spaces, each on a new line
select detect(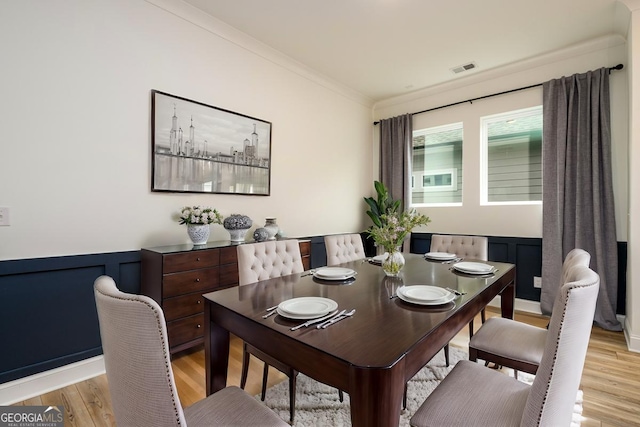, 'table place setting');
449,261,498,277
394,285,458,306
424,251,462,263
258,296,356,330
368,253,388,265
310,266,357,285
